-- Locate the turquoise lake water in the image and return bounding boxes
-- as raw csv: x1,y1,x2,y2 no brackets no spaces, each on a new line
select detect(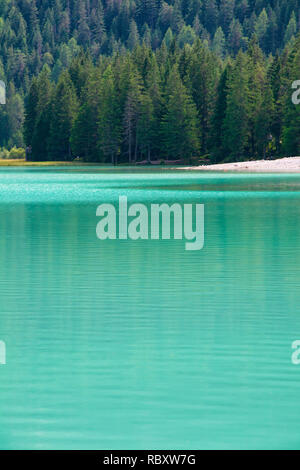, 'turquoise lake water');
1,167,300,450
